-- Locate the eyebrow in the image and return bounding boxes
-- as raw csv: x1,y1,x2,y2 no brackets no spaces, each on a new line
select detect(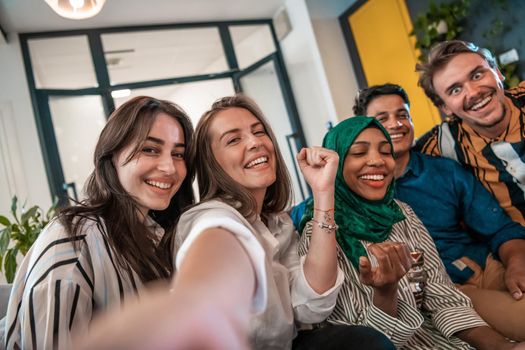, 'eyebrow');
351,141,370,146
445,65,484,94
219,122,263,142
373,108,408,116
146,136,185,148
